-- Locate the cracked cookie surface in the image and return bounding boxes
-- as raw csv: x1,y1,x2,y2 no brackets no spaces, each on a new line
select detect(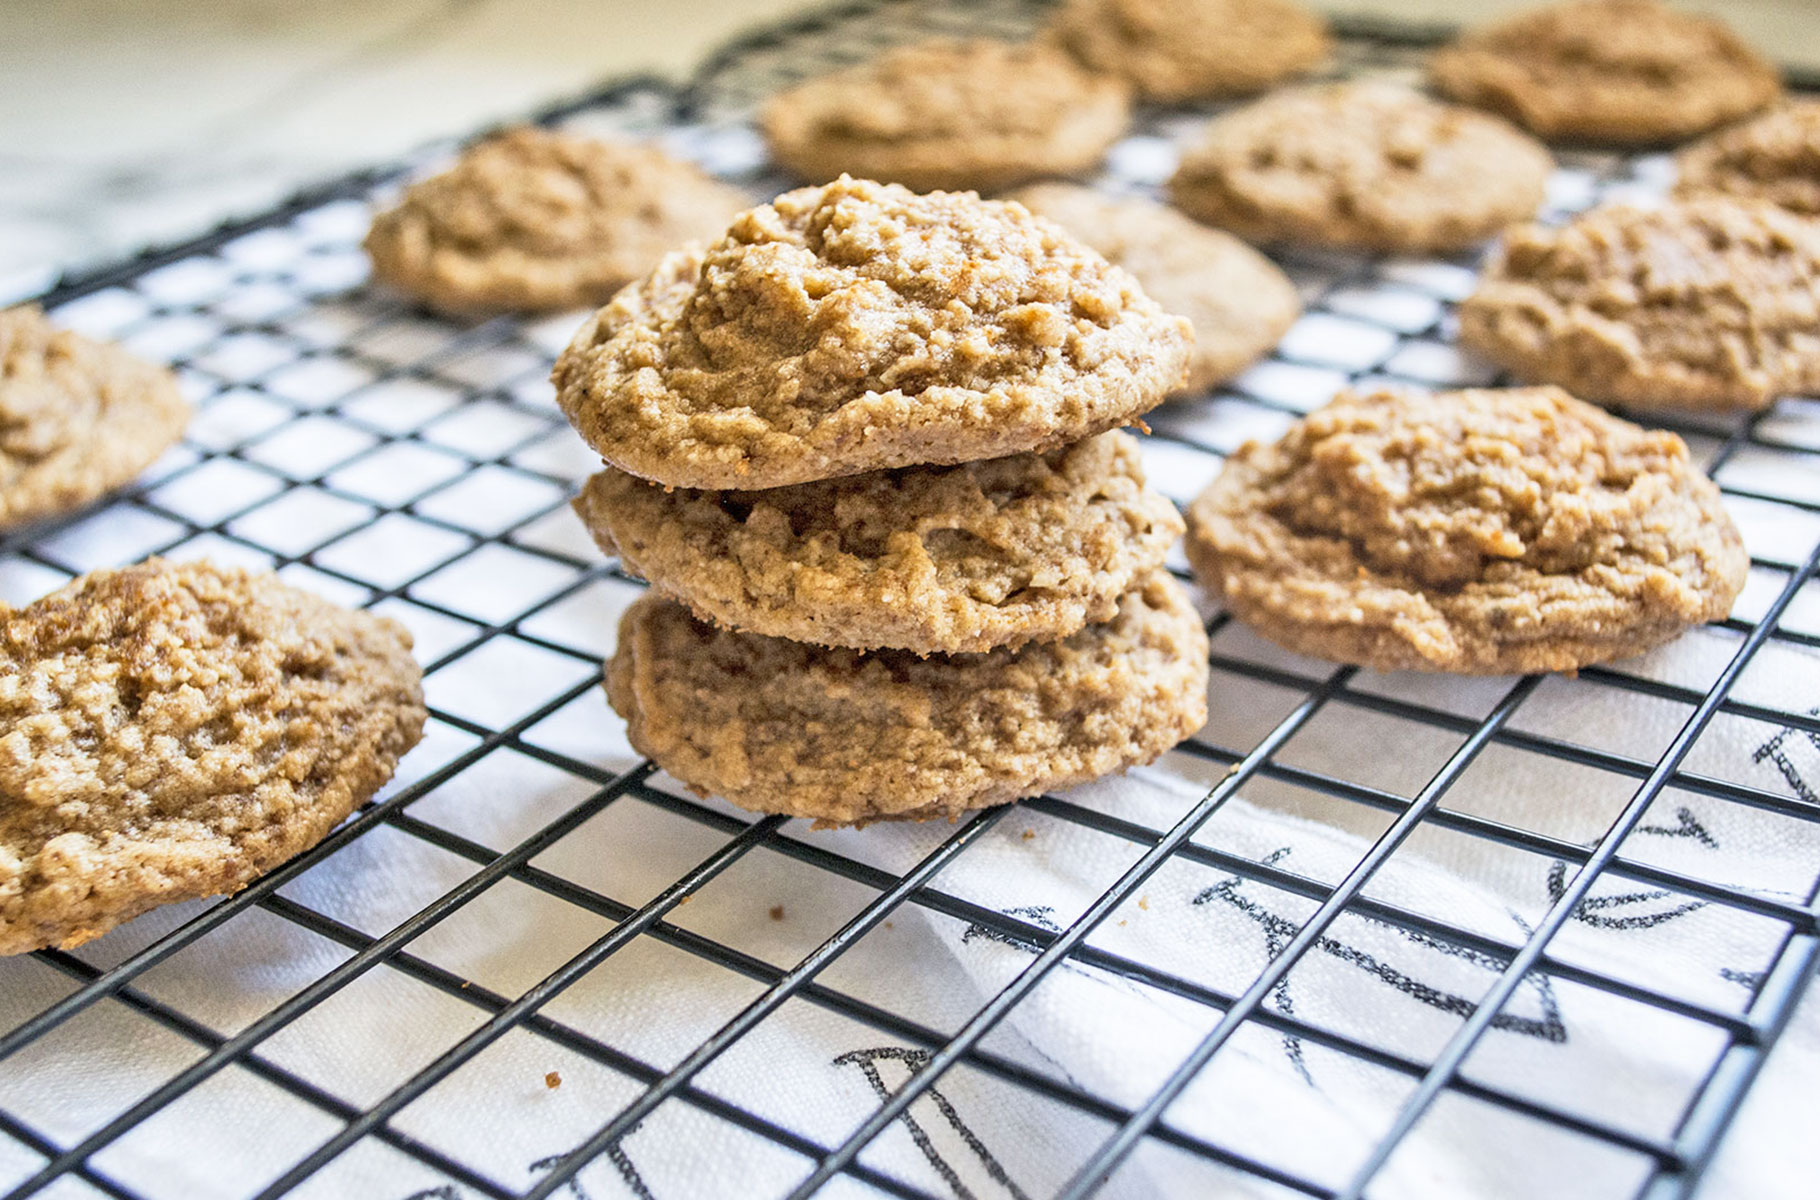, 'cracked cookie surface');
553,176,1192,489
1168,81,1551,253
1186,387,1747,674
1459,199,1820,412
1430,0,1780,145
2,306,190,531
1008,183,1298,392
605,572,1209,825
1676,101,1820,216
575,431,1182,655
1045,0,1329,102
760,38,1130,193
1,559,426,955
365,126,746,314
